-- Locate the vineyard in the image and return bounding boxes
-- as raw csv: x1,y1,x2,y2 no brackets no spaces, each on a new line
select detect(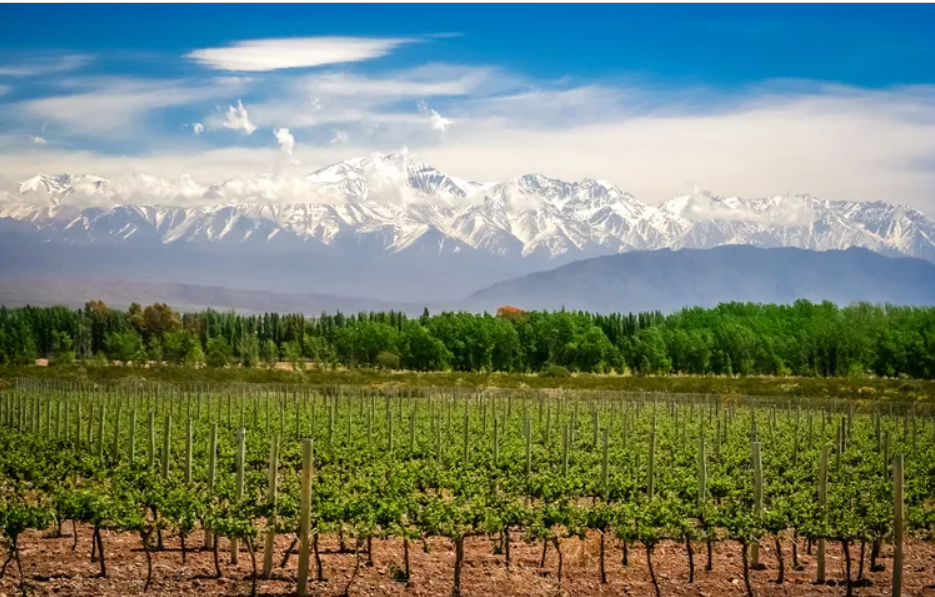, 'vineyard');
0,379,933,597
